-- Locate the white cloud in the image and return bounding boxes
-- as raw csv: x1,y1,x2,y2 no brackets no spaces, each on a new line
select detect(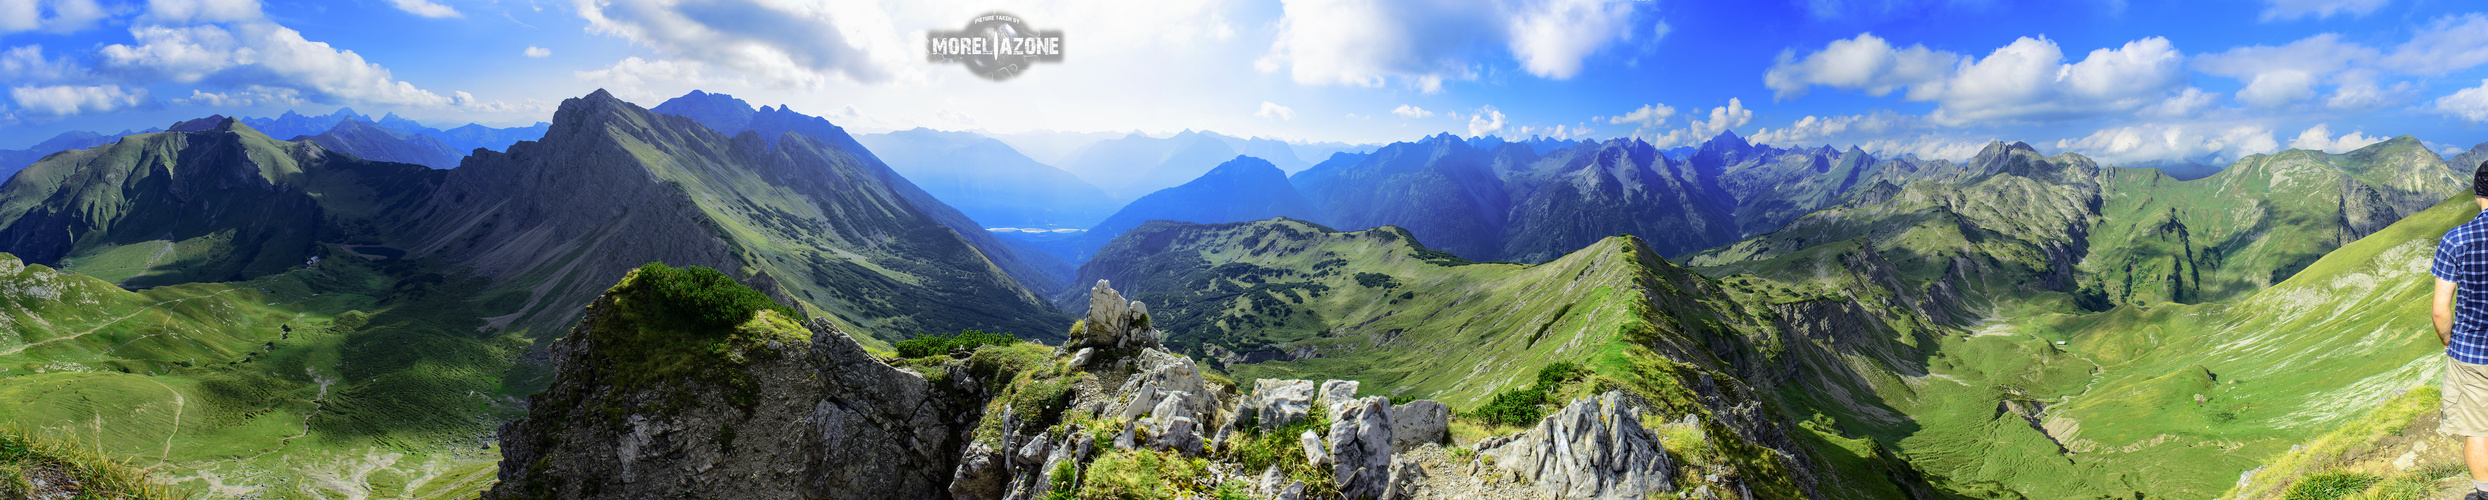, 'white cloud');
1749,111,1915,148
1859,137,1991,162
387,0,459,18
2054,123,2279,165
1767,33,2184,124
1258,0,1641,90
1763,33,1956,100
2140,87,2218,118
0,0,109,33
1467,105,1505,137
524,46,551,58
2193,34,2376,108
2433,79,2488,122
8,84,143,115
1507,0,1638,78
168,87,300,107
1256,101,1295,120
99,21,453,106
1609,98,1751,148
1602,103,1673,128
577,0,911,87
143,0,260,24
2382,13,2488,75
1390,104,1434,118
2258,0,2387,21
2287,123,2383,153
0,45,86,84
